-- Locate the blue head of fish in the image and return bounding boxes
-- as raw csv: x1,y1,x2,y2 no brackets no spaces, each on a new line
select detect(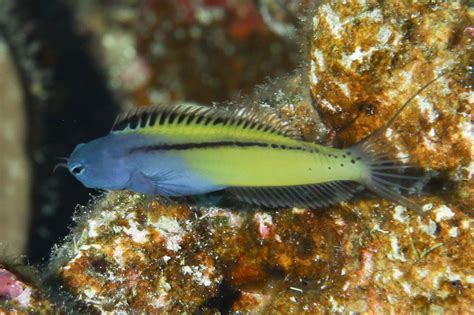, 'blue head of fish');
67,135,131,190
